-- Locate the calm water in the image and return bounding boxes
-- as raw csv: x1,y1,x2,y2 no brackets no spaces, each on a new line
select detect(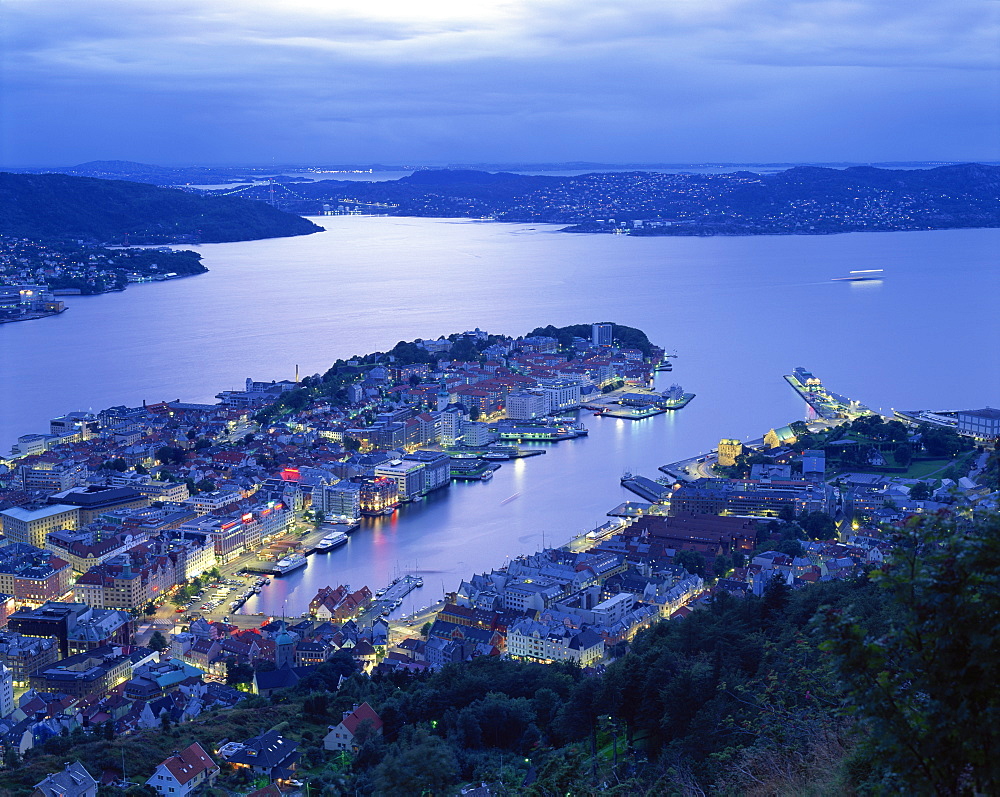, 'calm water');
3,218,998,613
